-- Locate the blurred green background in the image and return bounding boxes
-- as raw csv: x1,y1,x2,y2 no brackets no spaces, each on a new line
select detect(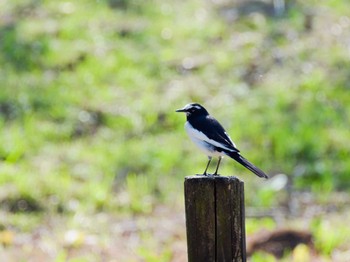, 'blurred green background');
0,0,349,261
